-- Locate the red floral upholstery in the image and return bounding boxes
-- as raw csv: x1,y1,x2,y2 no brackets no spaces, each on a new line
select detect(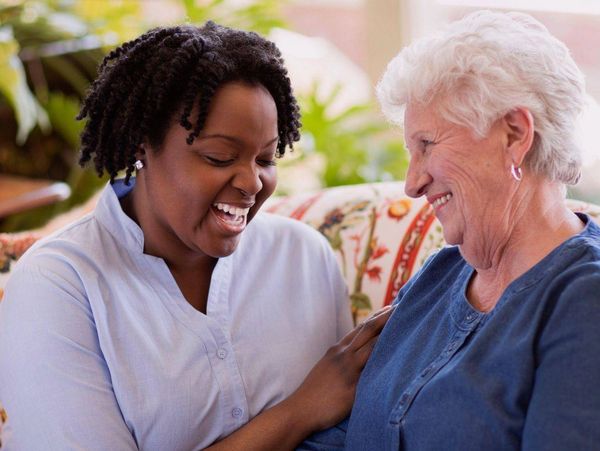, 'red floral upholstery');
265,182,442,323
